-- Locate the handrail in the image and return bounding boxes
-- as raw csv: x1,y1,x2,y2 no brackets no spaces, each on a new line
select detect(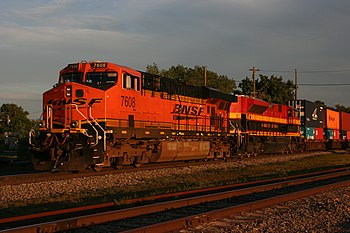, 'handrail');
47,105,53,130
88,106,107,151
28,129,35,146
28,112,44,146
71,104,99,146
